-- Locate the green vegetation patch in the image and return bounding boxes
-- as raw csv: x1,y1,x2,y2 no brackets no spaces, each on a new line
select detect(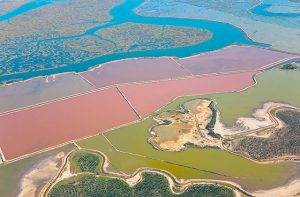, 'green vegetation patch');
162,119,172,125
280,62,299,70
206,101,217,131
69,150,103,174
48,172,234,197
208,131,222,139
233,109,300,160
